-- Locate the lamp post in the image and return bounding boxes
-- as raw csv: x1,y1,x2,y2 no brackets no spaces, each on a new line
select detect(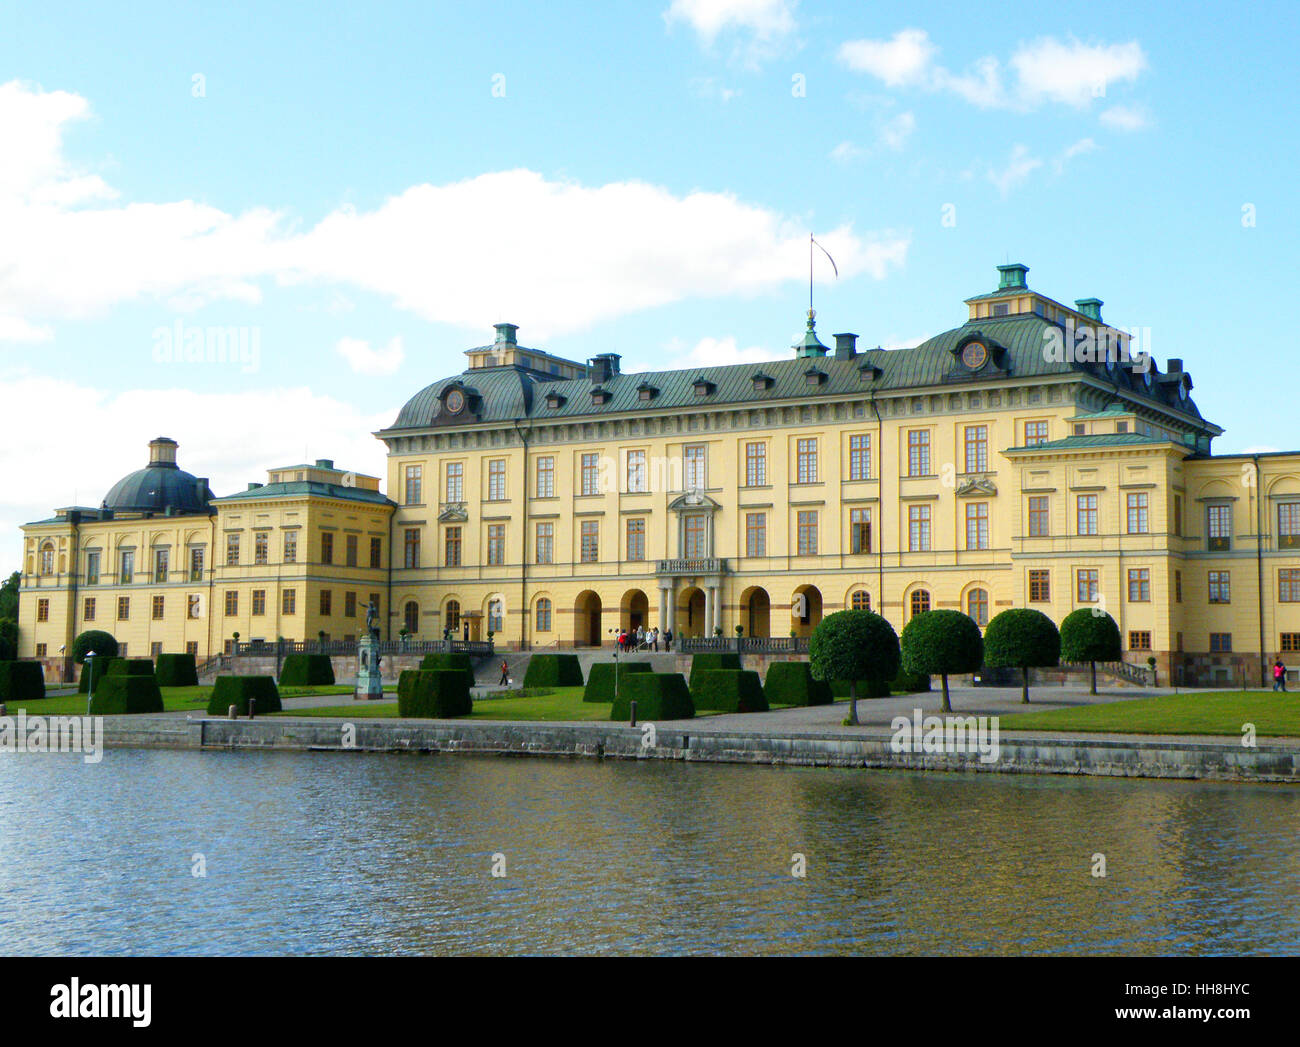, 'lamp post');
609,626,632,725
84,650,96,716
